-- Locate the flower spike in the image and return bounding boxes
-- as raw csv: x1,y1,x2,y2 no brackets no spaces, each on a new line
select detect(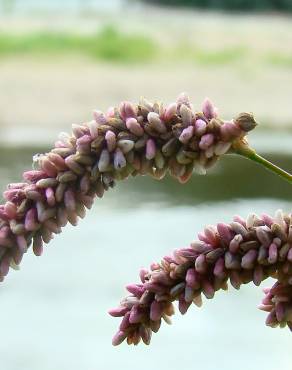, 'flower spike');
110,210,292,345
